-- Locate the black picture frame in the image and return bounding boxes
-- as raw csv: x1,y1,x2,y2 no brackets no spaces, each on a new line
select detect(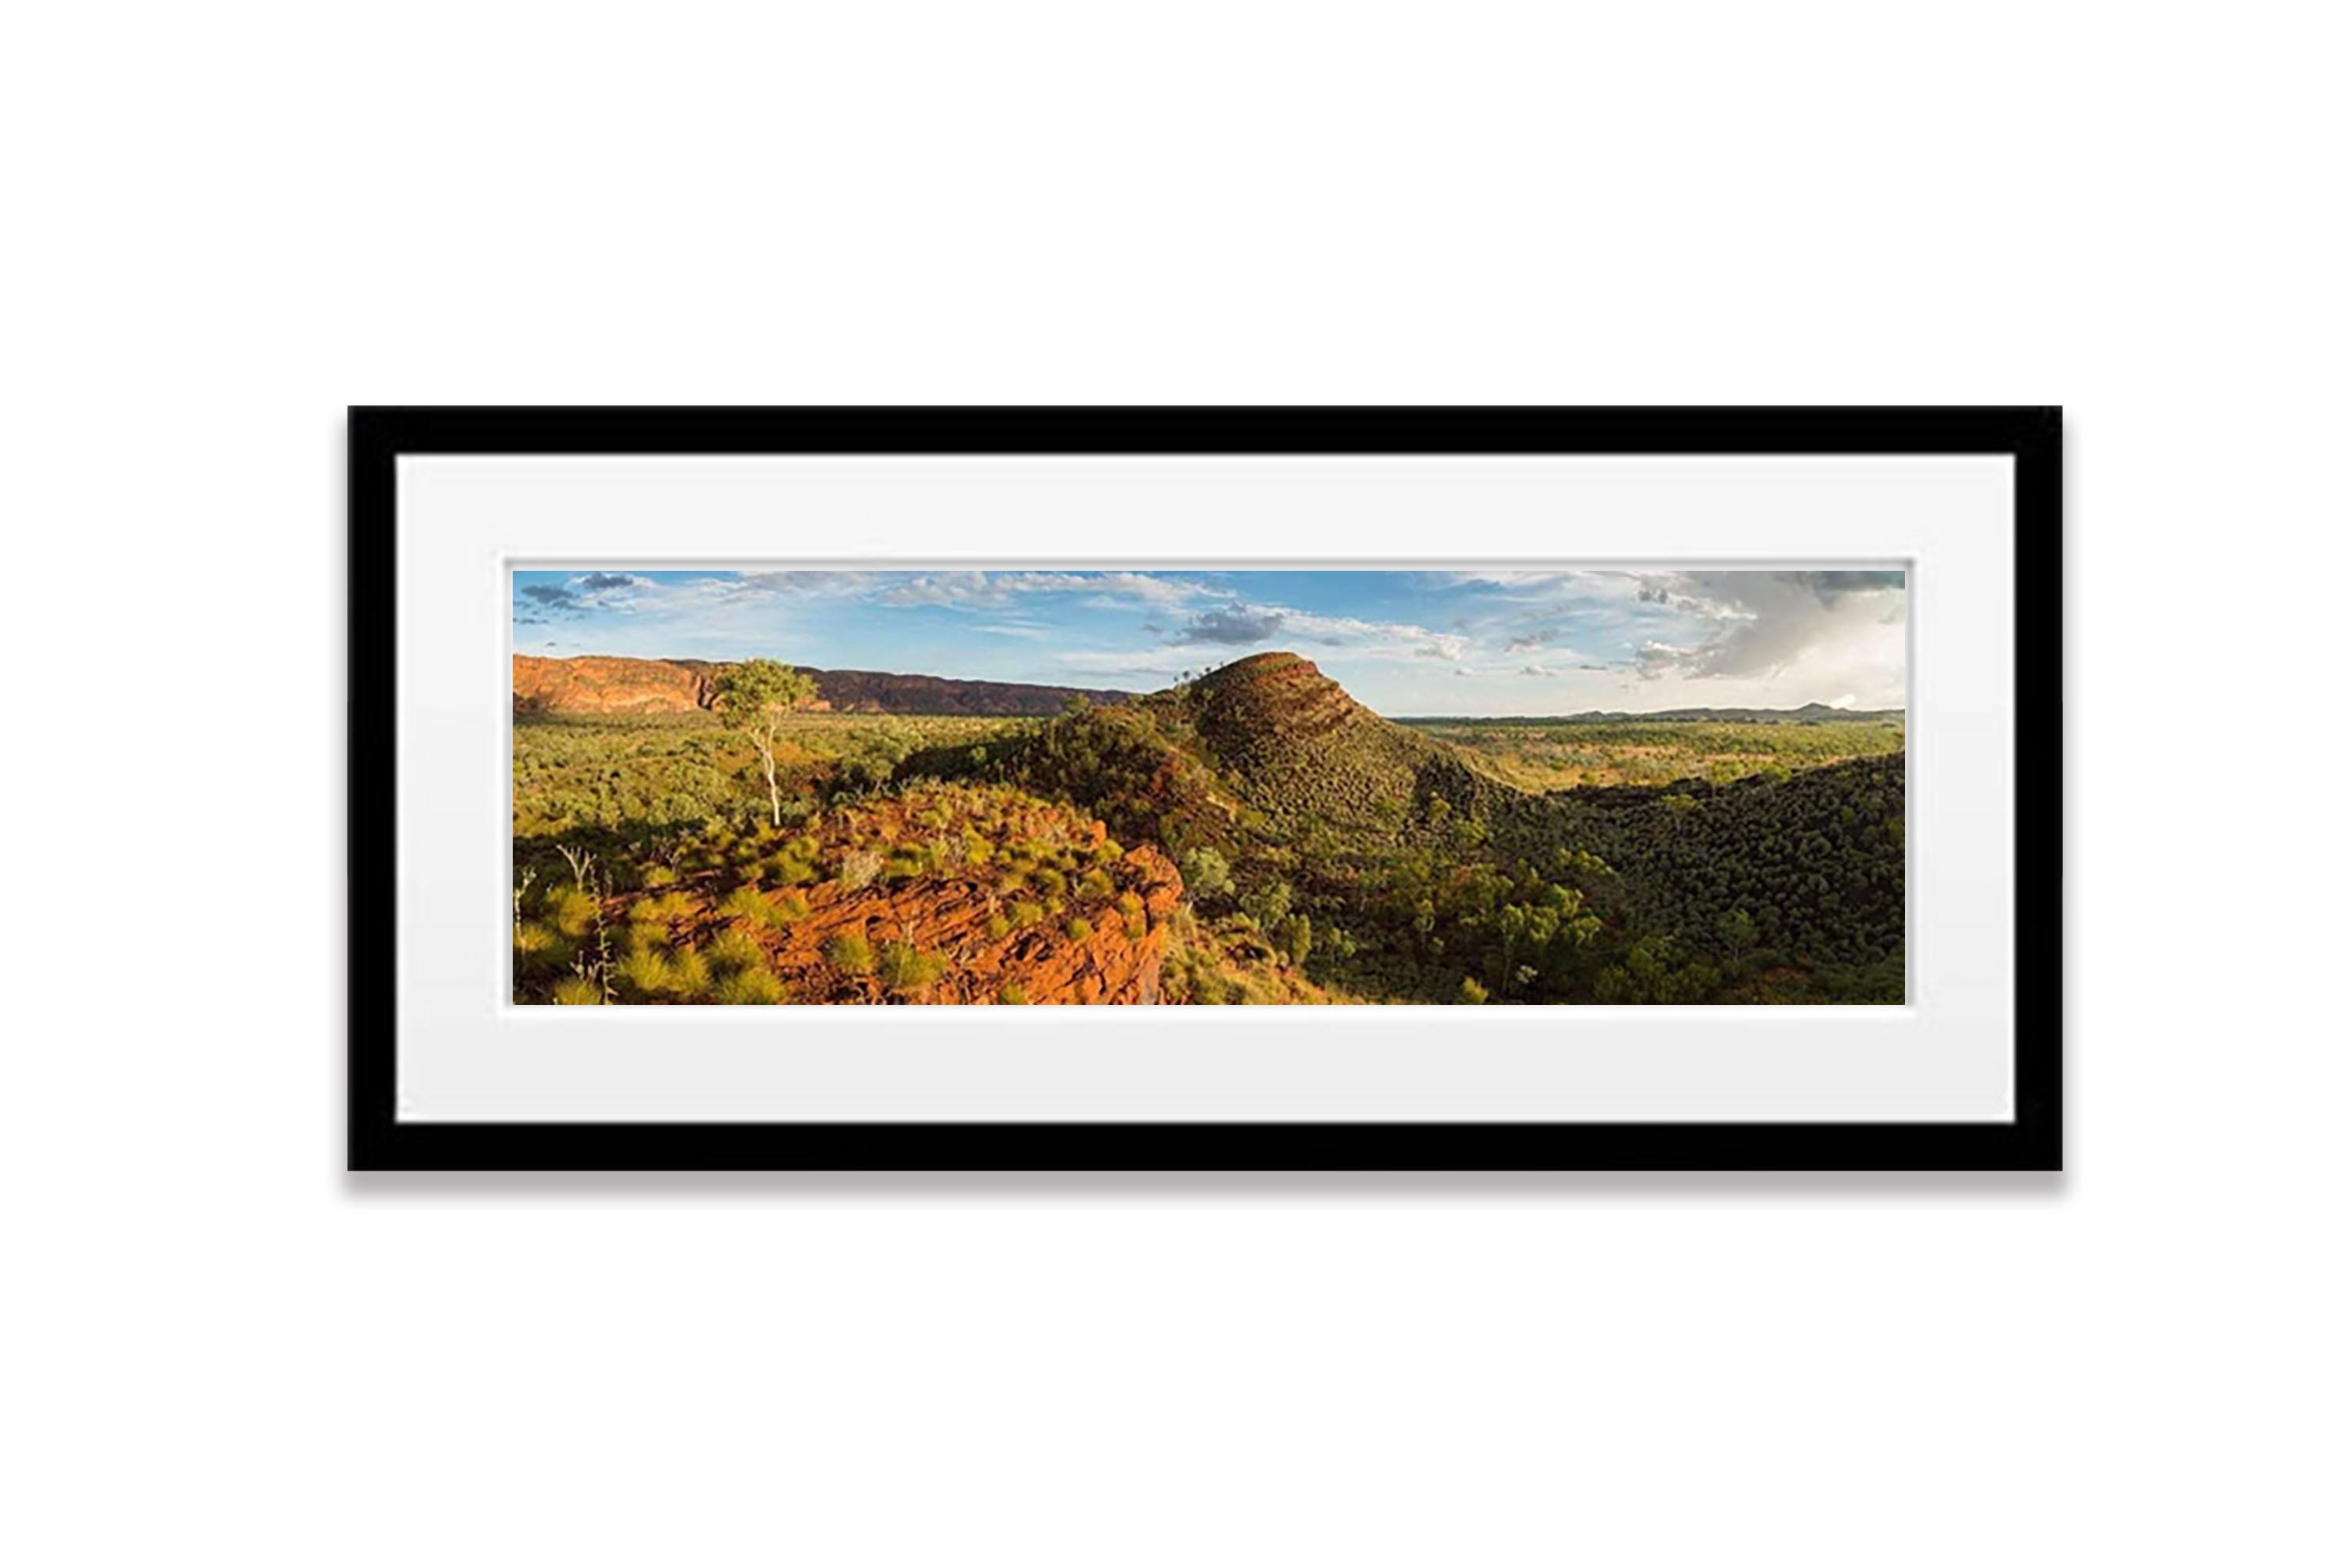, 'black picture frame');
350,406,2061,1172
